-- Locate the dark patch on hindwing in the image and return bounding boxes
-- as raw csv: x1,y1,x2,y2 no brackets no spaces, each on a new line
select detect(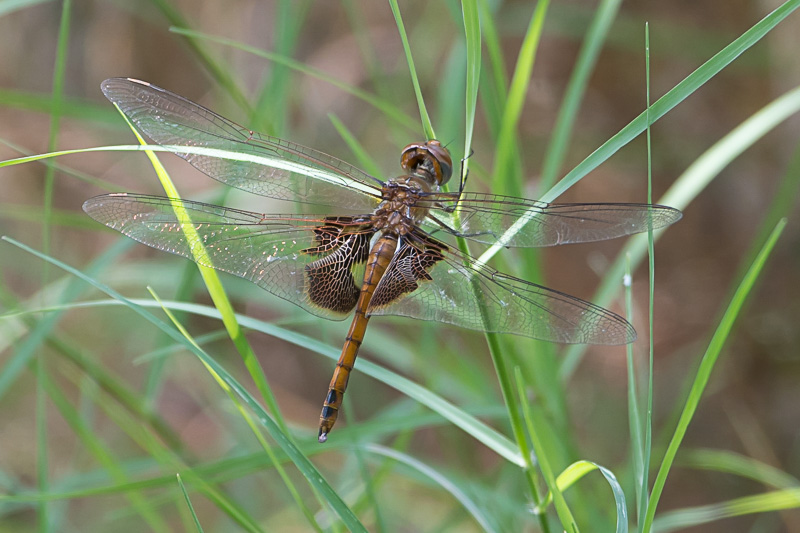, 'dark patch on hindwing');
303,218,373,314
369,234,446,310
